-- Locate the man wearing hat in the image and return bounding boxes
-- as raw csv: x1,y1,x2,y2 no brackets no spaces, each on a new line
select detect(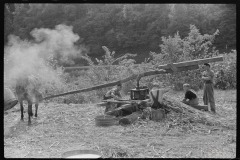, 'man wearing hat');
103,83,122,100
103,83,123,112
202,63,216,113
